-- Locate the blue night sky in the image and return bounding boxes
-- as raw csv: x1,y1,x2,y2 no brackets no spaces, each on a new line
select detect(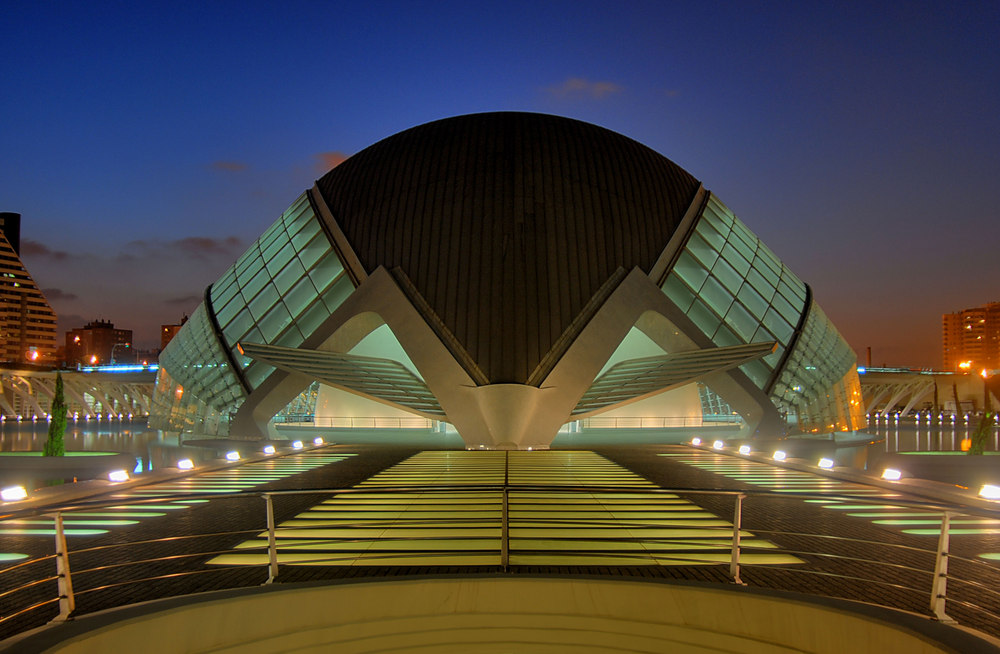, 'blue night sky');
2,1,998,366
